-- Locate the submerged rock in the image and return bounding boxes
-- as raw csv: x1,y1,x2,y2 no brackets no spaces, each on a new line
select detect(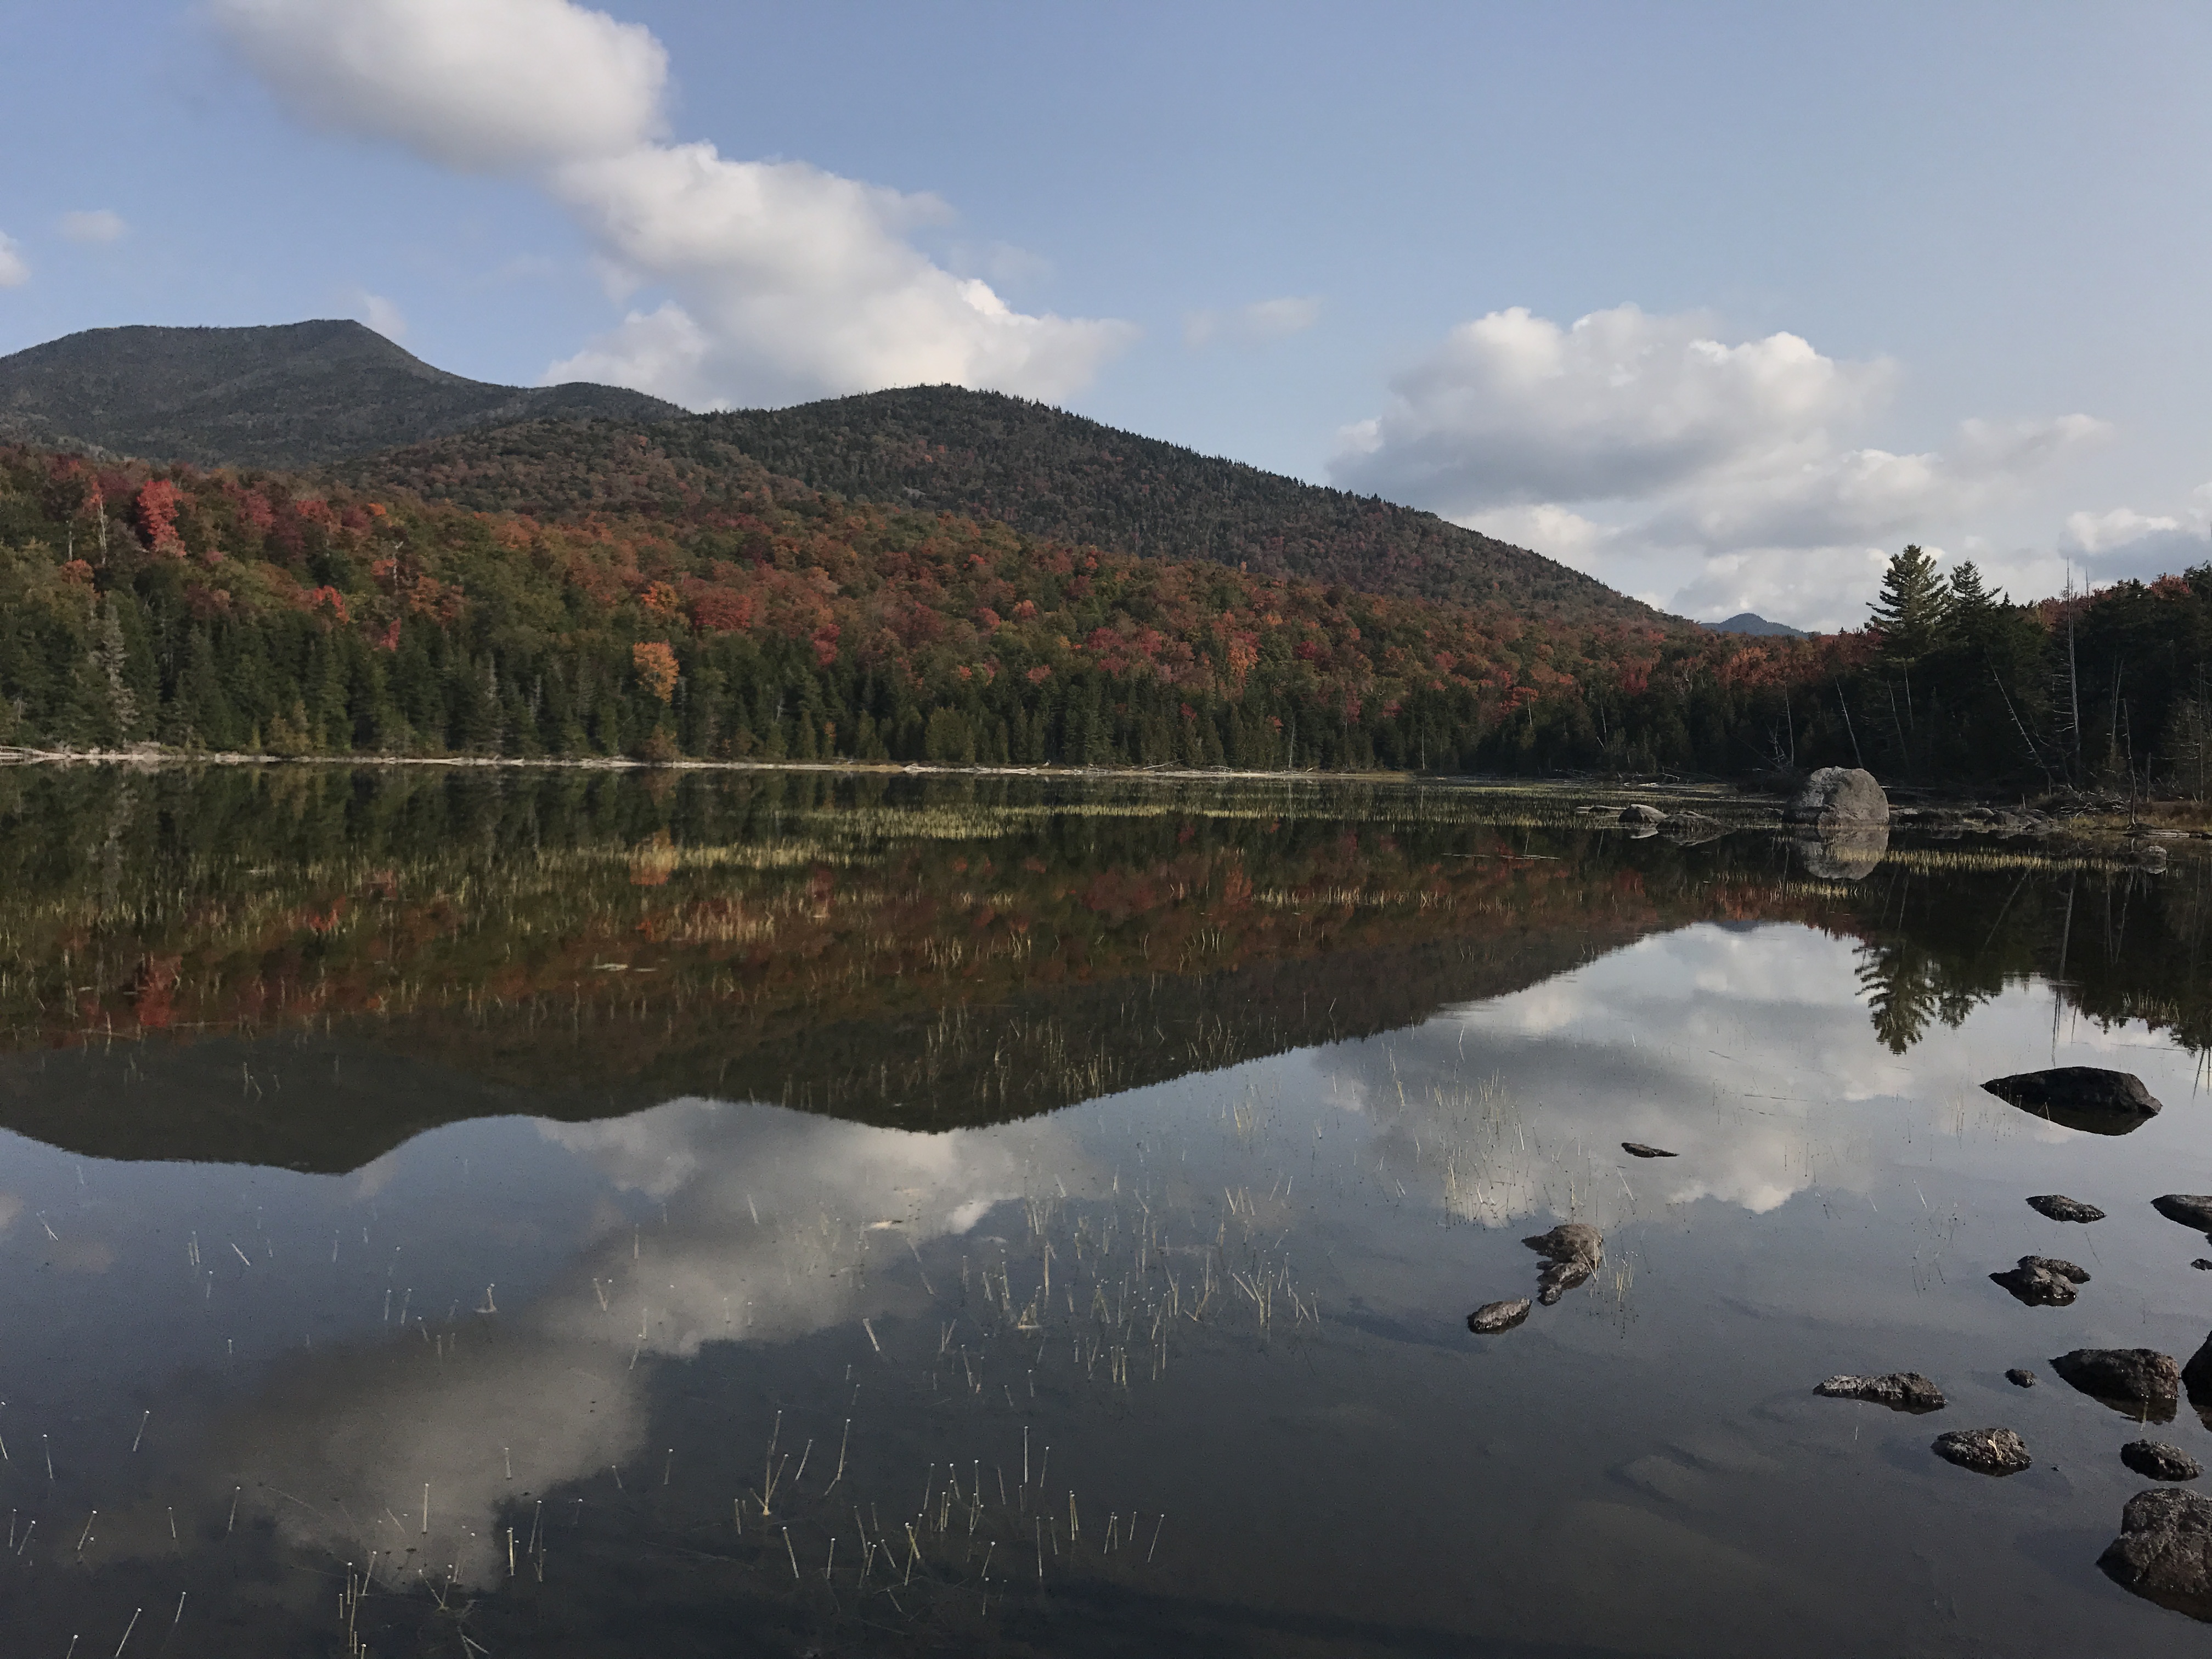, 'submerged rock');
1466,1299,1532,1335
2051,1348,2181,1422
1784,766,1890,827
2124,1442,2205,1482
1981,1068,2164,1135
1932,1427,2032,1476
1990,1256,2089,1307
2006,1368,2038,1388
2026,1194,2106,1223
1522,1222,1603,1307
1621,1142,1677,1159
2155,1195,2212,1234
1815,1372,1946,1413
1618,803,1665,826
2099,1487,2212,1621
